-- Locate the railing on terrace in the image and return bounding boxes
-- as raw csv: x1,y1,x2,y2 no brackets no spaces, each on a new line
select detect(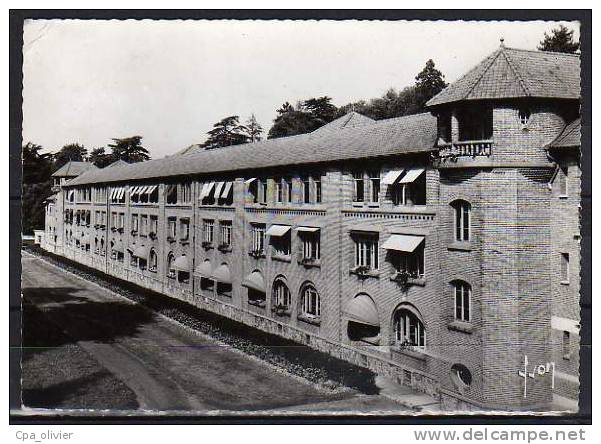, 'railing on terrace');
438,139,493,158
